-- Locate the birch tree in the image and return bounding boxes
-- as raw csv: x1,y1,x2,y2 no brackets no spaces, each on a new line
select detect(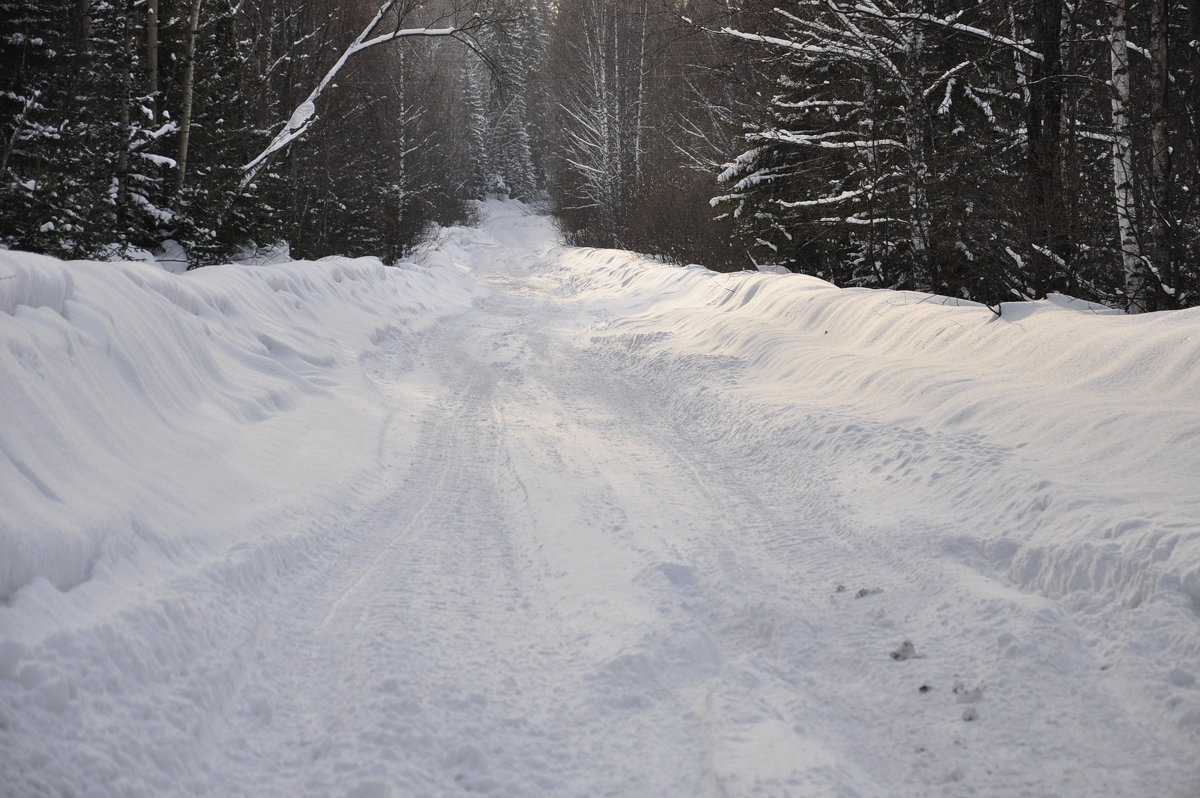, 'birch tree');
707,0,1186,306
1108,0,1152,312
175,0,202,197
